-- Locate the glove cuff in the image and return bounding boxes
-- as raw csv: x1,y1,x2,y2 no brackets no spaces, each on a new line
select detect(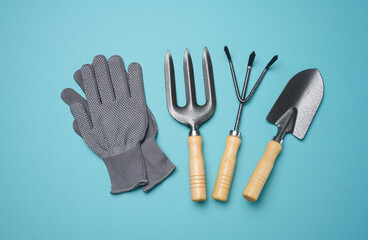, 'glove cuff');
103,146,148,194
141,138,176,192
